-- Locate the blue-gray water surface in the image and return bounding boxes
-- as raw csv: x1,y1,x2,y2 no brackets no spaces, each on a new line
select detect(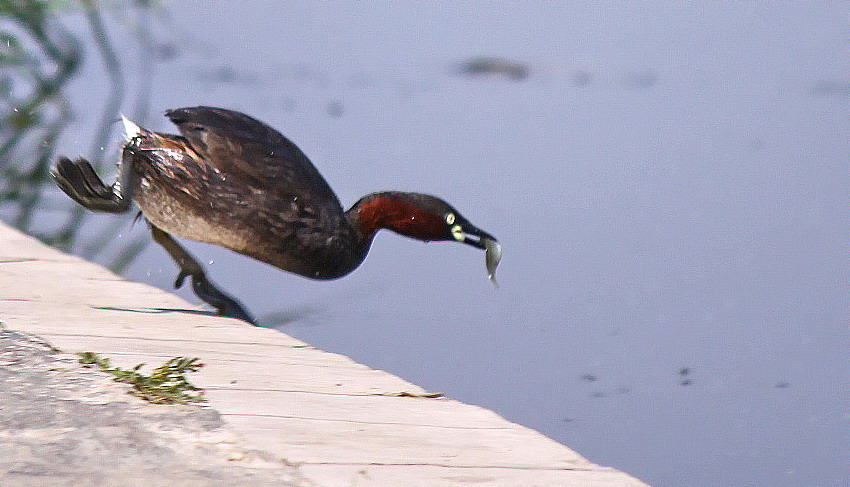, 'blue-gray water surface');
18,3,850,486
